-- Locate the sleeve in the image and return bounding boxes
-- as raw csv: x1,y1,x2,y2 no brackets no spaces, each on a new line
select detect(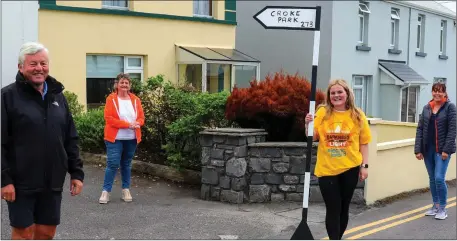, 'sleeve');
136,97,145,126
359,110,372,145
63,97,84,182
104,97,130,129
1,92,13,187
414,107,425,154
443,103,456,155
